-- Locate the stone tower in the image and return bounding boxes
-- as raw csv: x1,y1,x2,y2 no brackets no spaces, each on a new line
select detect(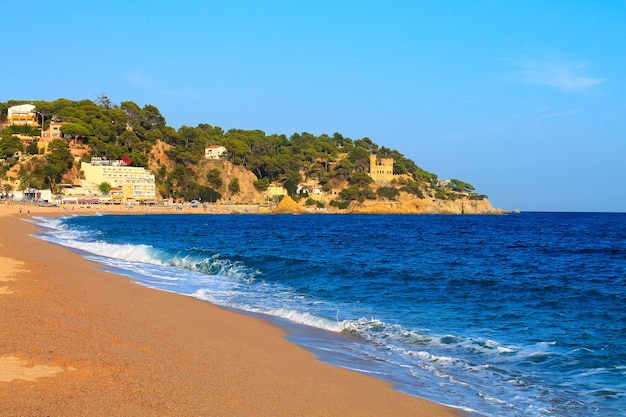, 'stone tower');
369,154,395,184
